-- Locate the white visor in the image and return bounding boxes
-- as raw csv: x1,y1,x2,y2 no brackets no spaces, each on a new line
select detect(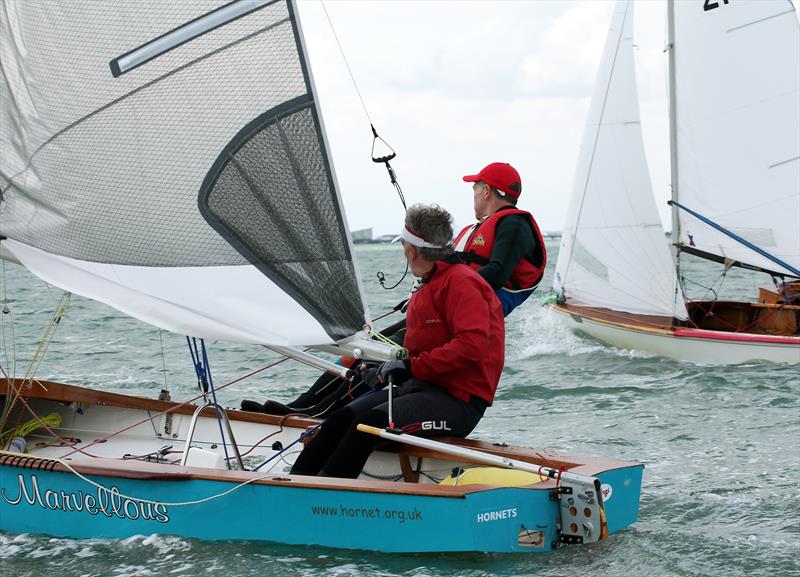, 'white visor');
392,226,452,249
